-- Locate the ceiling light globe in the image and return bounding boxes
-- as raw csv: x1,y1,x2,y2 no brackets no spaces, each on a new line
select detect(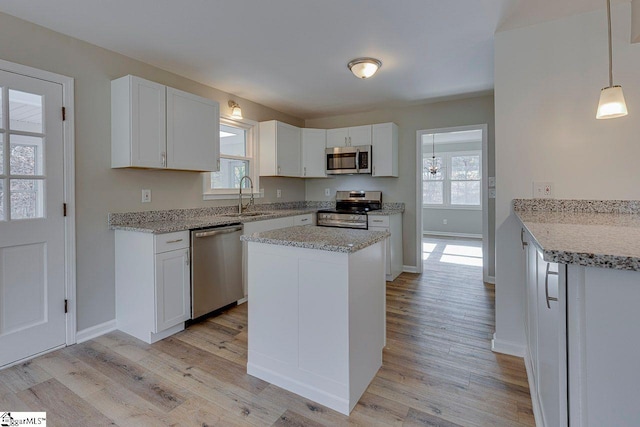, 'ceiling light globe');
596,85,628,119
348,58,382,79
